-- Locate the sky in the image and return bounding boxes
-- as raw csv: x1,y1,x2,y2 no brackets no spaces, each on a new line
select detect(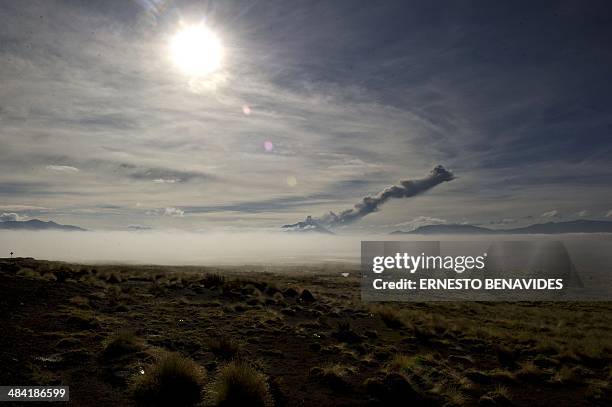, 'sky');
1,0,611,233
